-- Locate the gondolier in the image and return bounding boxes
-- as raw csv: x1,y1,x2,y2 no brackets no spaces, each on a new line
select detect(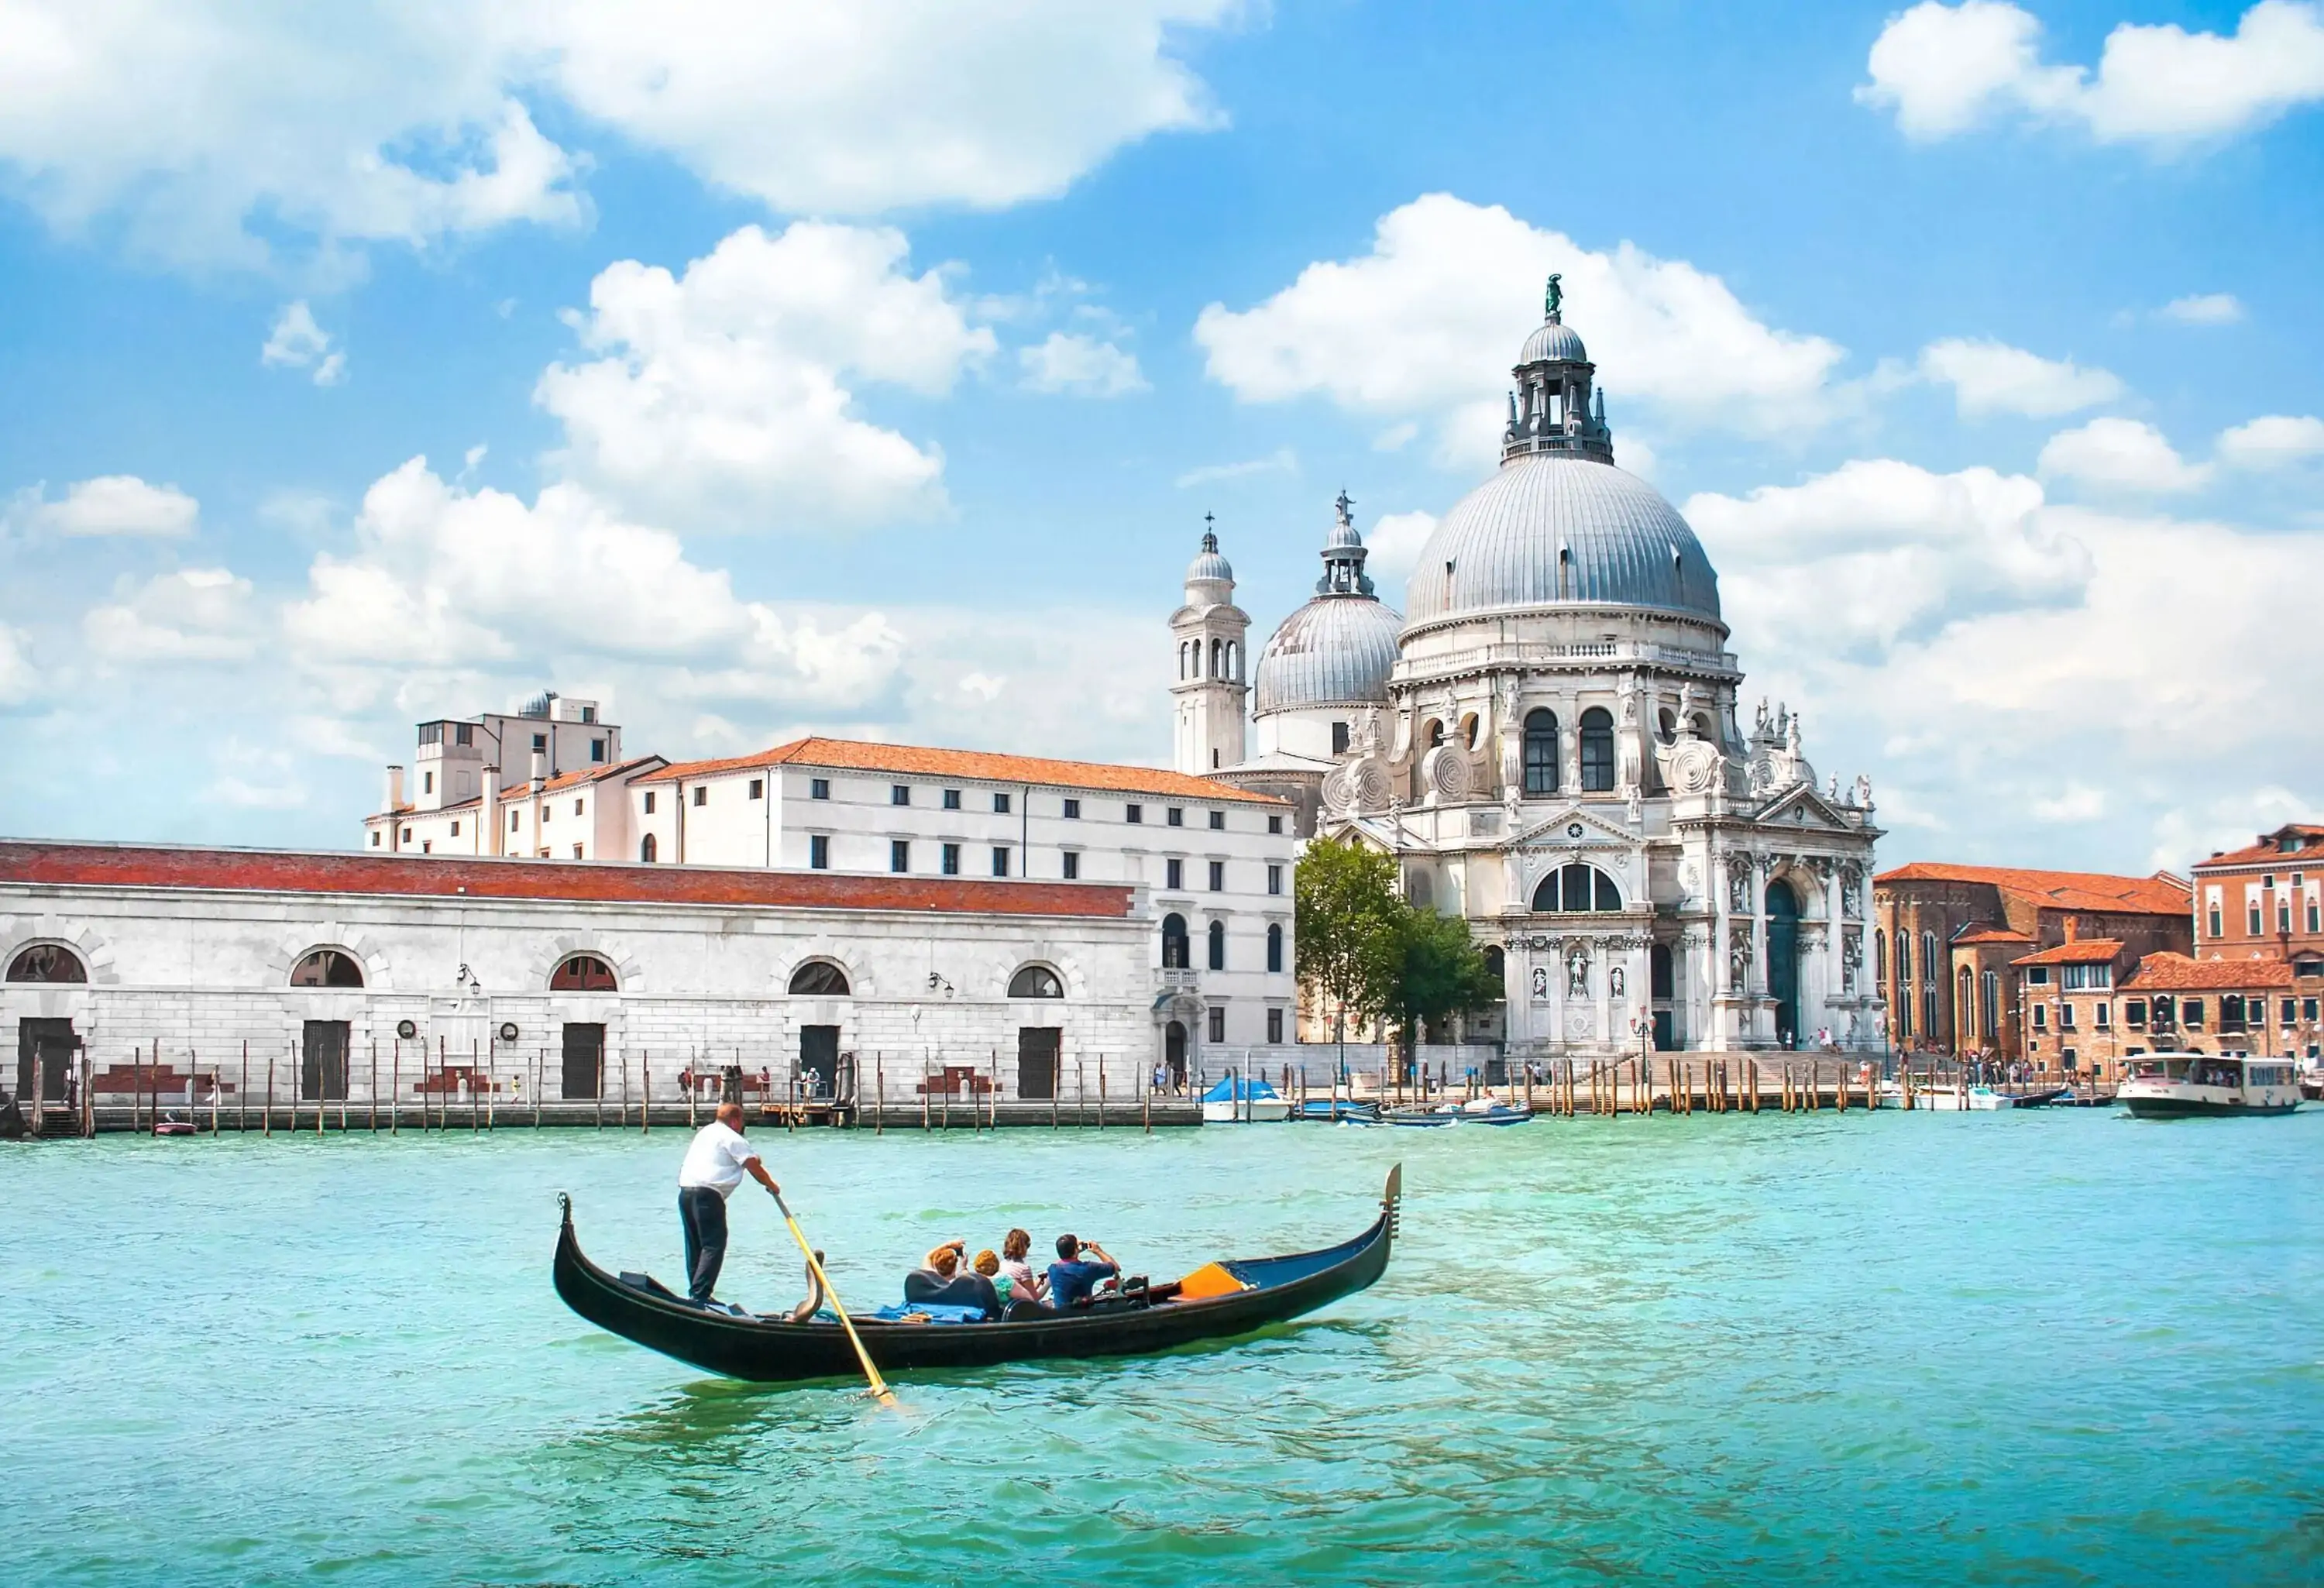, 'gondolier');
677,1102,781,1306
